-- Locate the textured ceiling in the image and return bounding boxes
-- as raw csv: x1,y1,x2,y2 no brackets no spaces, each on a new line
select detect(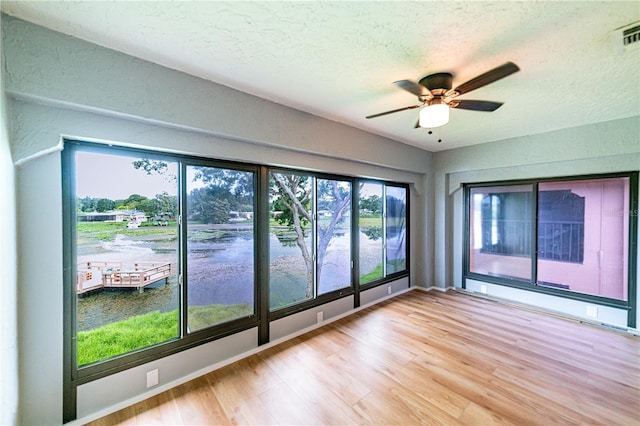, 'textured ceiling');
1,1,639,152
